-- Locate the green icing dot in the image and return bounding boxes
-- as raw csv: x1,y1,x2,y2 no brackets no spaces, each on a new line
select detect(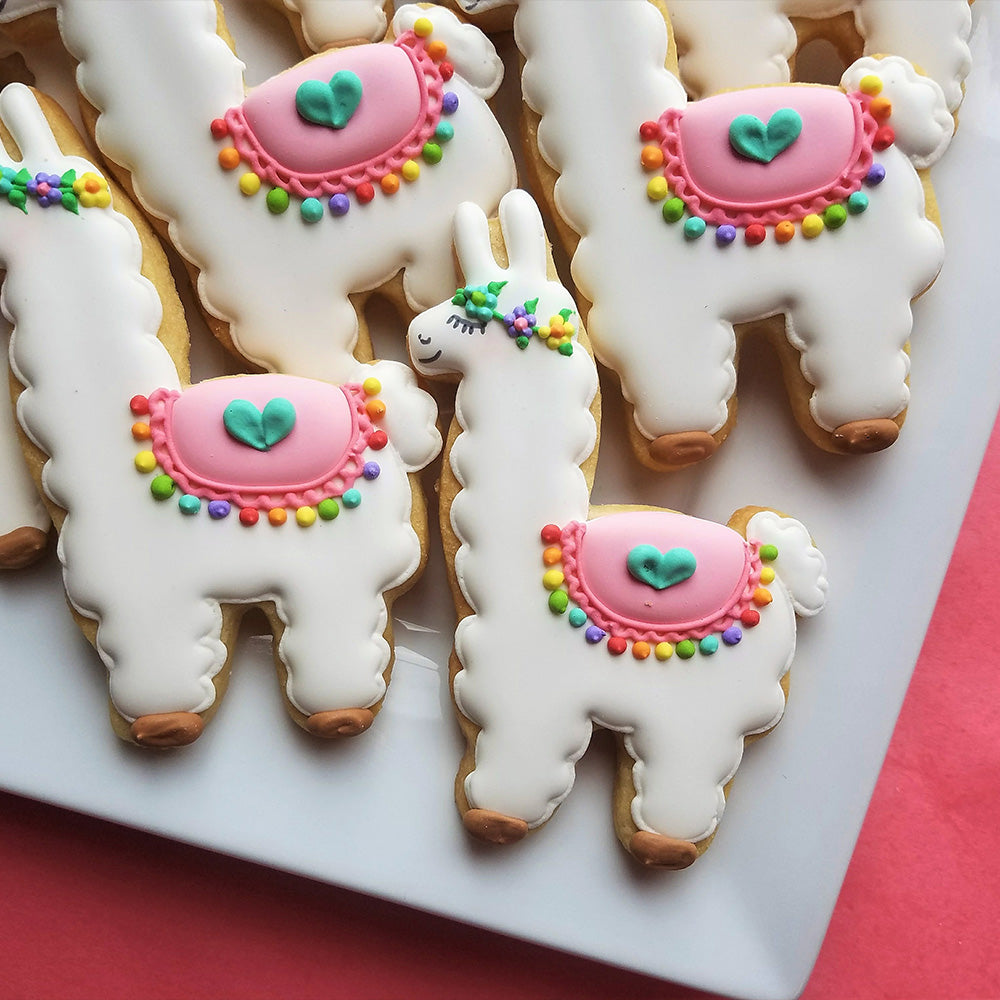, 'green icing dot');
266,187,290,214
699,635,719,655
847,191,869,215
662,197,685,224
684,216,706,240
568,607,587,627
318,498,340,520
150,474,176,500
422,142,443,164
558,342,574,356
823,204,848,229
300,197,324,223
178,494,201,515
516,336,530,350
759,544,779,562
342,489,362,509
676,639,697,659
548,590,569,614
